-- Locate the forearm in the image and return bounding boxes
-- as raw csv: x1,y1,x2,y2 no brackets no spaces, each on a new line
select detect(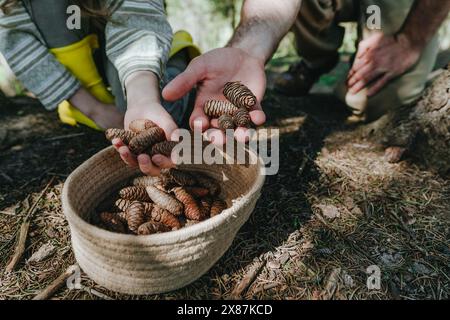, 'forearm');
227,0,302,63
125,71,161,109
69,87,101,118
398,0,450,50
